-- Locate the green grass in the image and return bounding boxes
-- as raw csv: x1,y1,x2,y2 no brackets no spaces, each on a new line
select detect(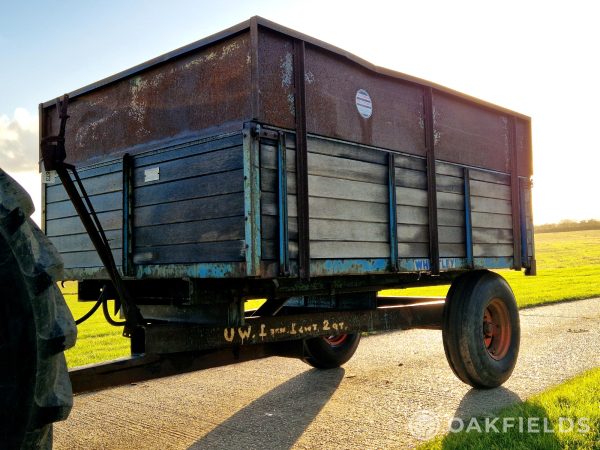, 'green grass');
62,230,600,368
62,287,130,368
418,367,600,449
381,230,600,308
